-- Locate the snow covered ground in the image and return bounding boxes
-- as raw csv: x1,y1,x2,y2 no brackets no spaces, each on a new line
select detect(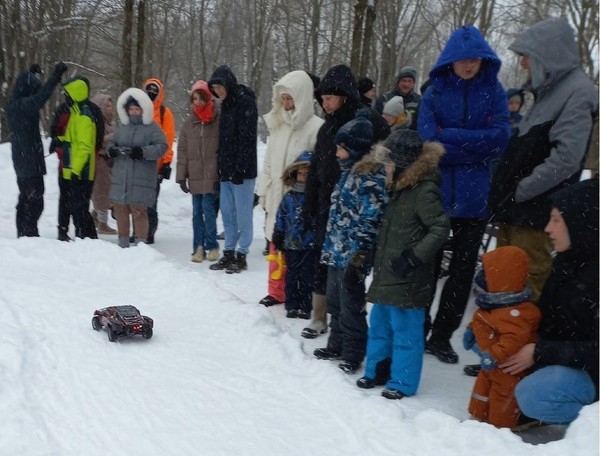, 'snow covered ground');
0,139,597,455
